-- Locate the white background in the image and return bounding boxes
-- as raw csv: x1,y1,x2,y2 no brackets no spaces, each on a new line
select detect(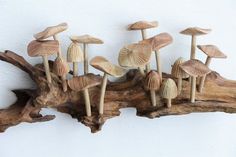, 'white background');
0,0,236,157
